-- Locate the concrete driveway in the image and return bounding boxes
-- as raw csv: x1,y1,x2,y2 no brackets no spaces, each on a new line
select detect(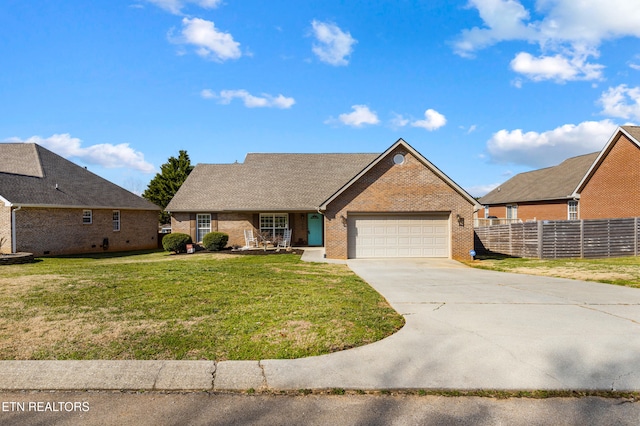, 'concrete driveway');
260,258,640,390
